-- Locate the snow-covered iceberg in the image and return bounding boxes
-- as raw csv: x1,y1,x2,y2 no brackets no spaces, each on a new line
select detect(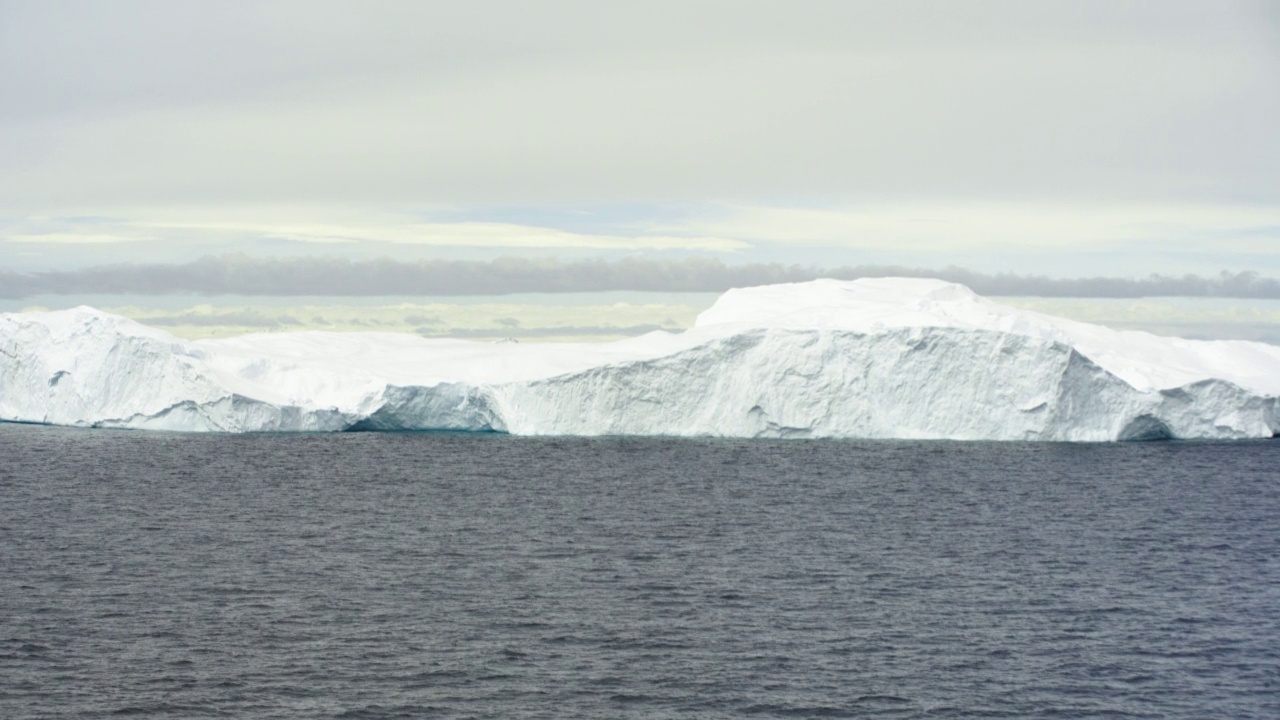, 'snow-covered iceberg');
2,278,1278,440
